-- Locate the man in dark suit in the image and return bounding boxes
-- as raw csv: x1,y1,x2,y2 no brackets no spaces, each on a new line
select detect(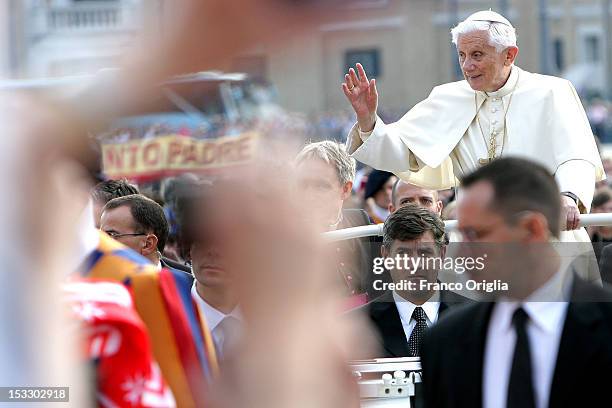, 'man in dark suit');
100,194,190,274
351,204,468,358
421,157,612,408
598,244,612,285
